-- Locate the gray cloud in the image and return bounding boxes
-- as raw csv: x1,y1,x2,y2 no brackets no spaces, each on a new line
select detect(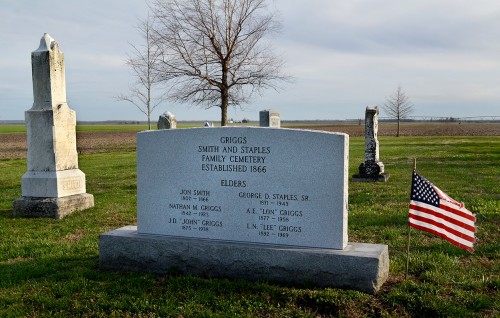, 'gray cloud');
0,0,498,121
